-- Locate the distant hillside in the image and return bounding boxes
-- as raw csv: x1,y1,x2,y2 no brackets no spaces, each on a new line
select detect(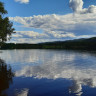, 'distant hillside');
1,37,96,50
